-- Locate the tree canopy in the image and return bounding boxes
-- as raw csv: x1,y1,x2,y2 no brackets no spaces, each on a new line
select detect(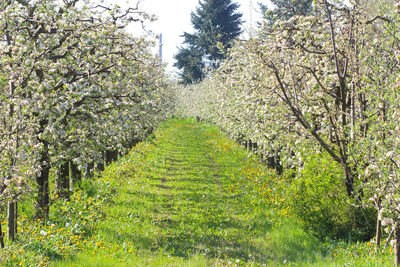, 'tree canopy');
0,0,175,220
